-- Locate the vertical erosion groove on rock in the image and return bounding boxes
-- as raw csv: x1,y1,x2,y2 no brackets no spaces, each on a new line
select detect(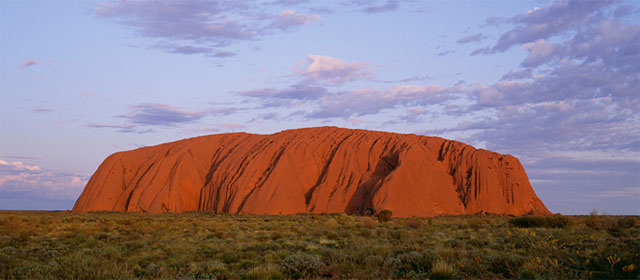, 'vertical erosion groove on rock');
73,127,550,217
